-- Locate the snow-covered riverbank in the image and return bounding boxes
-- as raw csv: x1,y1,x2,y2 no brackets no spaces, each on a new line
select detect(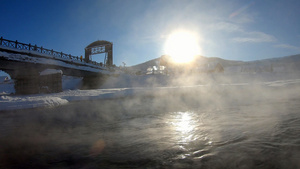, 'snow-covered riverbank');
1,72,300,111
